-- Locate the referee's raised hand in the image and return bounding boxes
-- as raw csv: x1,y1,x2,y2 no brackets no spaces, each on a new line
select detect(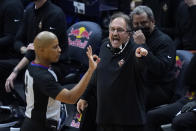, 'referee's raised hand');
86,45,101,71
